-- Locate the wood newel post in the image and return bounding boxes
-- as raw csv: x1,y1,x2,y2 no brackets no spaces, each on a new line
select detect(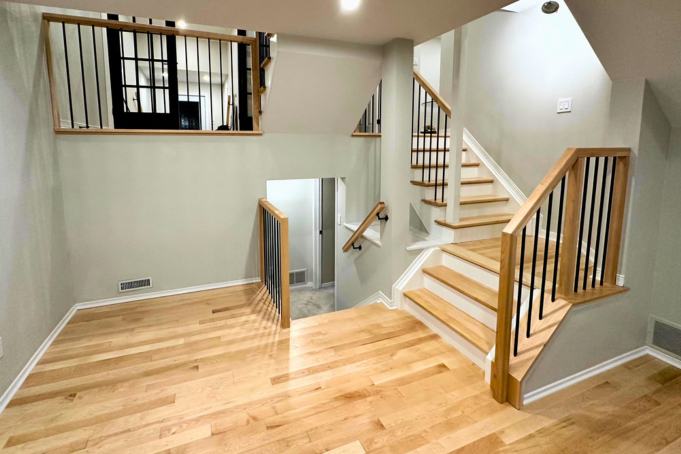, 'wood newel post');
492,231,517,403
604,155,630,284
557,158,585,297
258,200,265,284
280,217,290,329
